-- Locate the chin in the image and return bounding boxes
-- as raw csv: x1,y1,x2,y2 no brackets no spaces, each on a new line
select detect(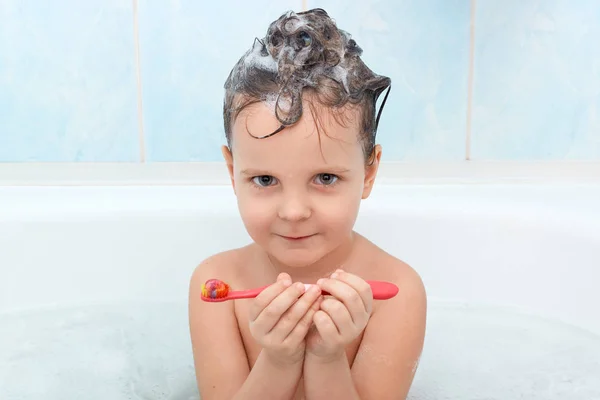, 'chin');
268,247,327,269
